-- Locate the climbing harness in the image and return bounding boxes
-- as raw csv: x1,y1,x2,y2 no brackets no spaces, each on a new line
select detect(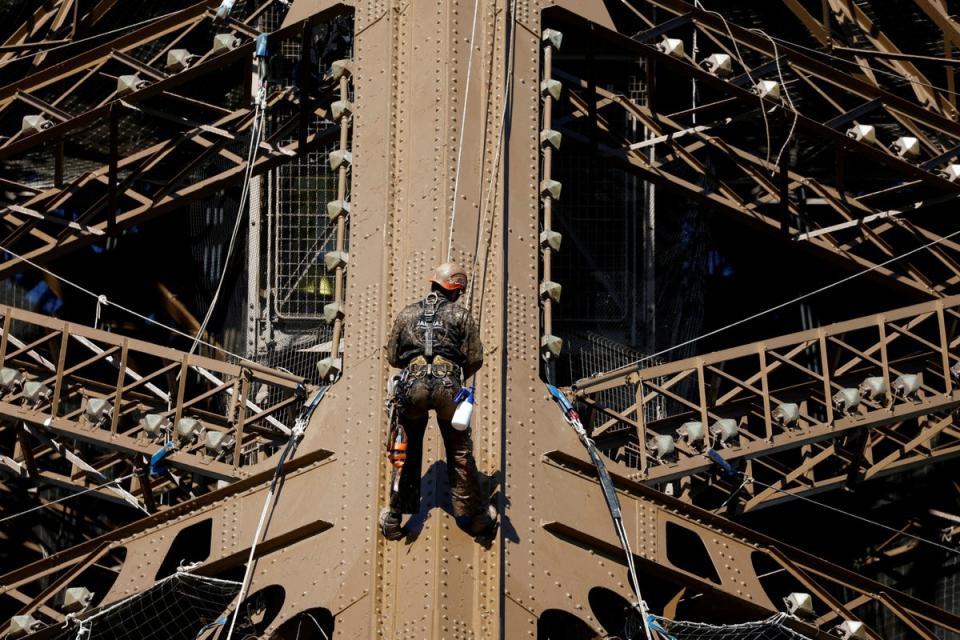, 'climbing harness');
421,291,444,362
547,384,654,640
